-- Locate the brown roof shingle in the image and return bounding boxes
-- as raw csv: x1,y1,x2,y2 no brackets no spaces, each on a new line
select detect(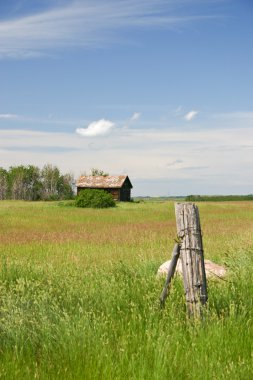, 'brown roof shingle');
76,175,132,189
